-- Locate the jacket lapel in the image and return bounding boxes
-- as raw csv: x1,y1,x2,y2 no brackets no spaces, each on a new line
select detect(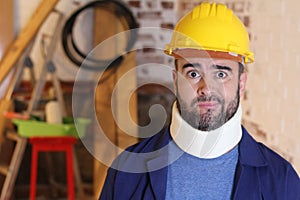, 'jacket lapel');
147,160,168,200
232,127,268,199
146,129,171,200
